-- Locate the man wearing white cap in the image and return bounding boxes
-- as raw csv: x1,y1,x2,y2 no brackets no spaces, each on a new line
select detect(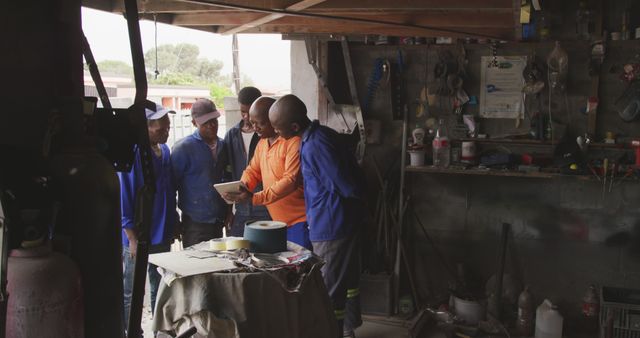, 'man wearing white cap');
119,103,178,331
172,98,230,247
